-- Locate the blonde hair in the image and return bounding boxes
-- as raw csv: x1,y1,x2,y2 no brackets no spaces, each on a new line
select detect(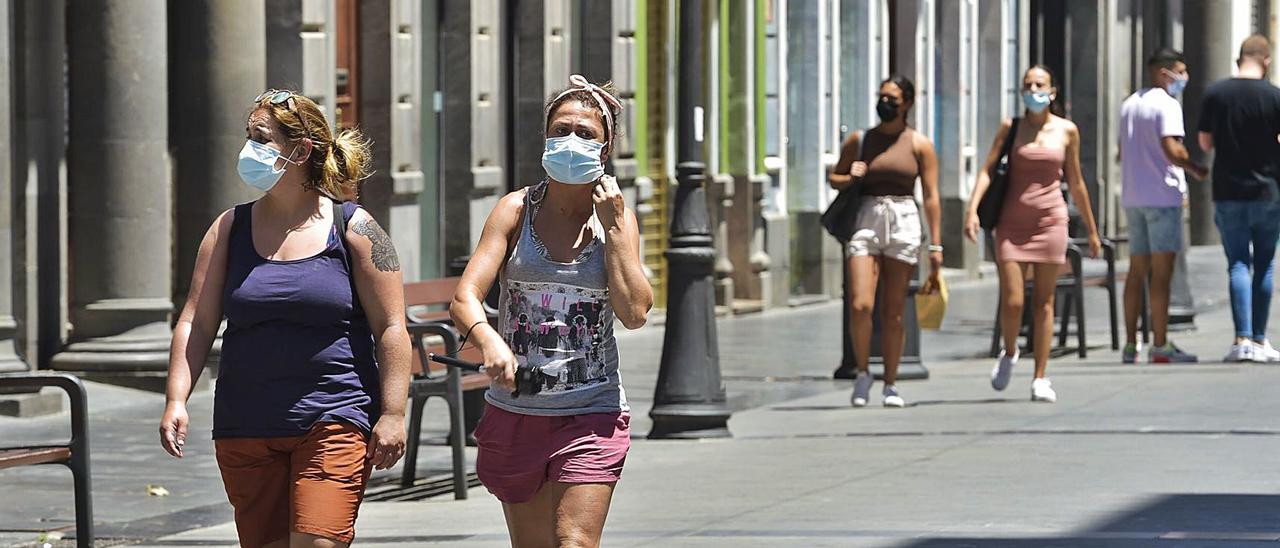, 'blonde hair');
253,91,373,199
